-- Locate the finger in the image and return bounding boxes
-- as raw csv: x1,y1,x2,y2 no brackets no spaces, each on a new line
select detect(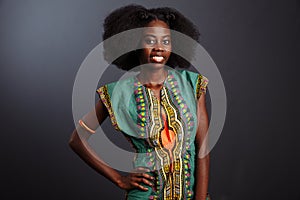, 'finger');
141,177,153,187
133,167,150,173
141,173,155,180
132,172,155,181
133,177,153,187
132,182,148,191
